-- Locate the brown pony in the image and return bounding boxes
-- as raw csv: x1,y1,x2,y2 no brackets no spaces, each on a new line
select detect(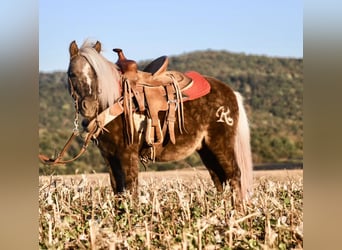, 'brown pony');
66,40,253,202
